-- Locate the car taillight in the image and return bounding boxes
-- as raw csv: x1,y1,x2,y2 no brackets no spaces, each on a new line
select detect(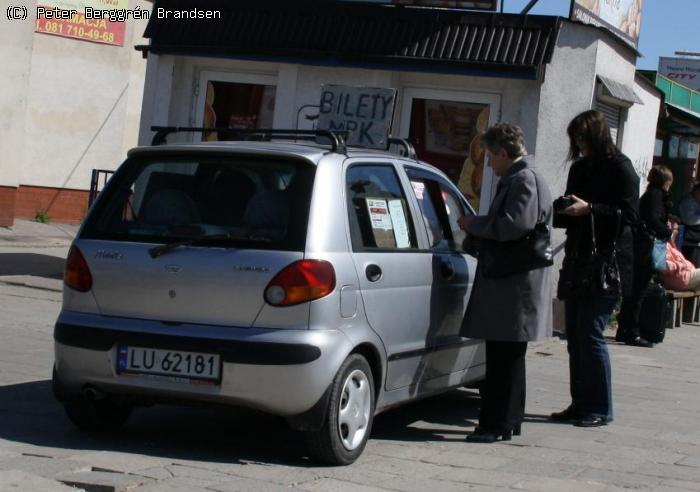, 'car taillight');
64,246,93,292
264,260,336,307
